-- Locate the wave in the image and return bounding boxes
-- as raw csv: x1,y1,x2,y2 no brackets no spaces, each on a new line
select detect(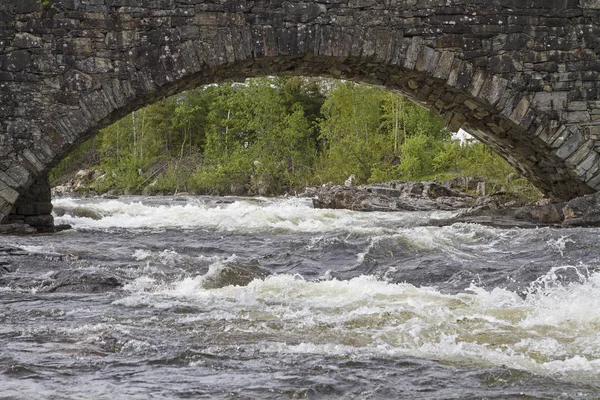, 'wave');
109,264,600,382
53,196,455,234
